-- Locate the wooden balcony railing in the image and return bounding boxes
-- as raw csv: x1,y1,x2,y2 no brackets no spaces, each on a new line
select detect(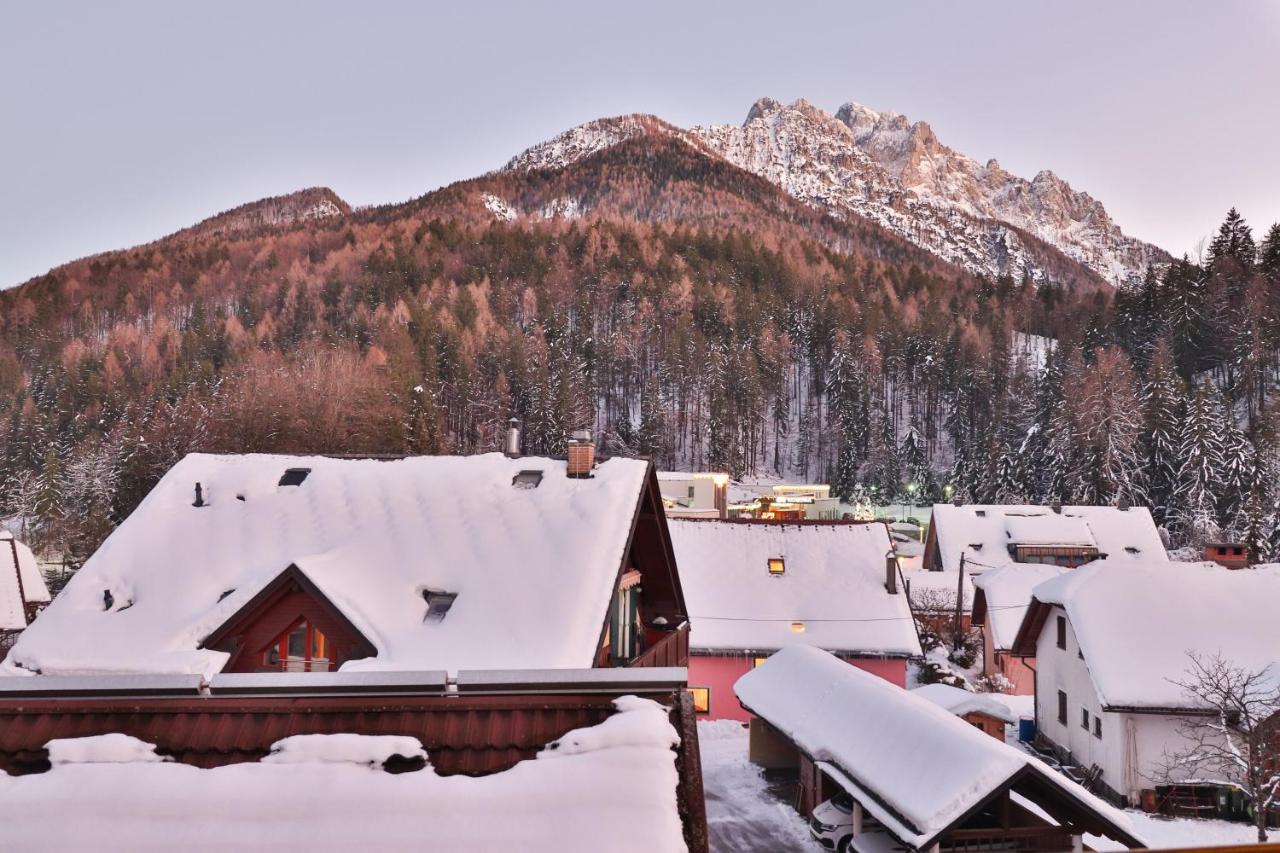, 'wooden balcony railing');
629,621,689,668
